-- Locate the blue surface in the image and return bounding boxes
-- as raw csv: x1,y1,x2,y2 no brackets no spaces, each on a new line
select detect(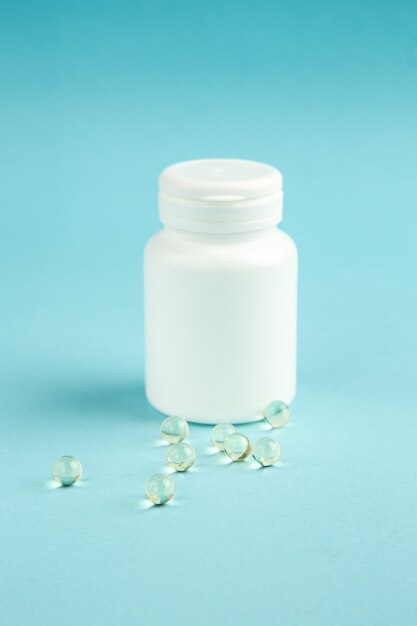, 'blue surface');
1,2,417,625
